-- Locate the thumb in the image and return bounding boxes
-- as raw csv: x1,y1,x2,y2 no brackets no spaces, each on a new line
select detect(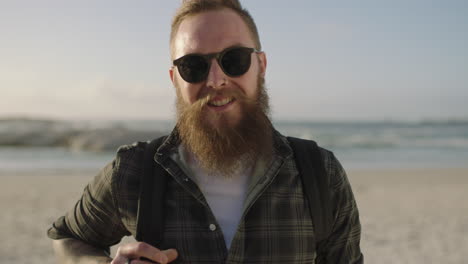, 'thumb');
153,248,178,264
